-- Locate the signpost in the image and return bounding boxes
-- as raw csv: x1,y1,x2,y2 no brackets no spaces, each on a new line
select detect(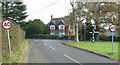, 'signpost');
90,25,99,42
109,23,116,53
2,20,12,58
